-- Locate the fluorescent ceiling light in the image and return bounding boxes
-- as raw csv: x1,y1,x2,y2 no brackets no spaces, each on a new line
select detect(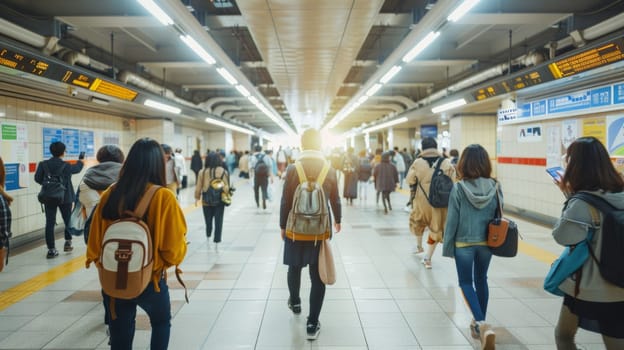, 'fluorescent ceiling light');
447,0,480,22
366,83,383,97
137,0,174,25
380,65,403,84
362,117,409,133
235,85,250,97
357,95,369,104
144,99,181,114
205,117,254,135
248,96,259,105
90,96,110,106
402,31,440,63
216,67,237,85
431,98,467,113
179,35,216,65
